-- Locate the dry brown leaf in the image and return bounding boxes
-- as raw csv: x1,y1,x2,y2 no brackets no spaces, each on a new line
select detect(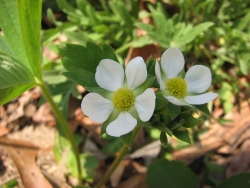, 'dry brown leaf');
33,102,56,126
24,103,37,118
110,160,130,187
226,139,250,177
117,173,147,188
7,125,56,149
0,137,52,188
127,140,161,166
0,127,10,137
